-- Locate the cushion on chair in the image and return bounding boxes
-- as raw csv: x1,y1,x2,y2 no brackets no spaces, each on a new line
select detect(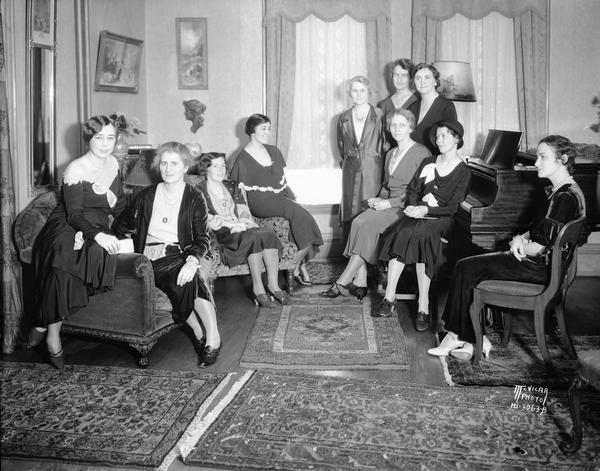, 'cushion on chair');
476,280,545,296
578,350,600,390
